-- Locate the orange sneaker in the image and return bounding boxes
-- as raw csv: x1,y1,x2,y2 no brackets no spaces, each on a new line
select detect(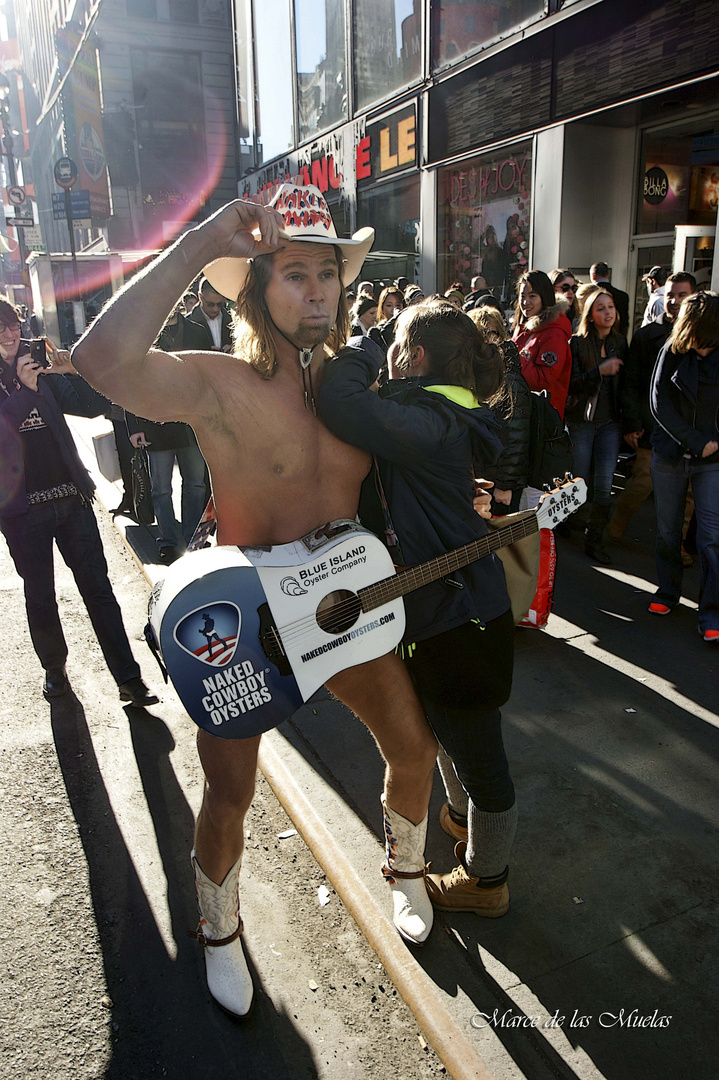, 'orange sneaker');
648,602,672,616
702,629,719,643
